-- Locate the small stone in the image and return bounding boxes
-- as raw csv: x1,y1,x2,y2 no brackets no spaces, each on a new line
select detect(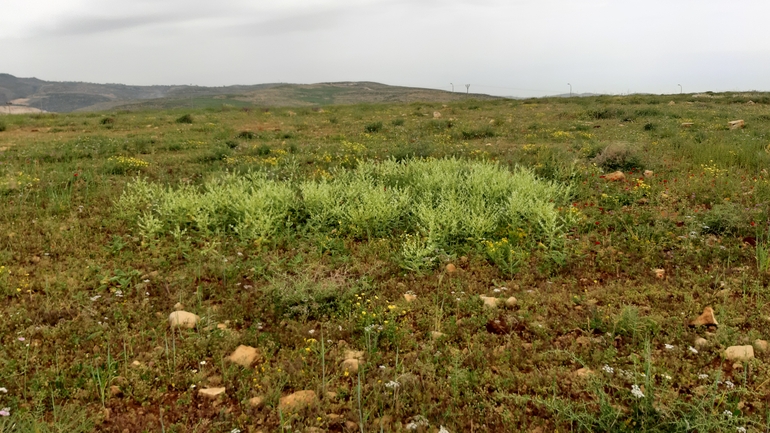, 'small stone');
131,360,142,367
403,293,417,303
725,345,754,362
505,297,517,308
668,101,676,106
228,345,260,367
306,427,324,433
248,396,265,409
573,367,594,379
480,295,499,309
278,390,318,412
733,362,743,370
694,337,708,349
168,311,199,329
109,385,122,397
217,323,227,330
728,119,745,130
604,171,625,181
575,336,590,346
327,413,344,422
689,307,718,327
344,350,364,360
174,302,184,311
445,263,457,273
345,421,358,431
754,339,768,353
643,170,654,178
341,358,360,373
325,392,338,401
430,331,446,340
199,387,226,399
433,111,441,118
681,122,694,128
653,269,665,279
